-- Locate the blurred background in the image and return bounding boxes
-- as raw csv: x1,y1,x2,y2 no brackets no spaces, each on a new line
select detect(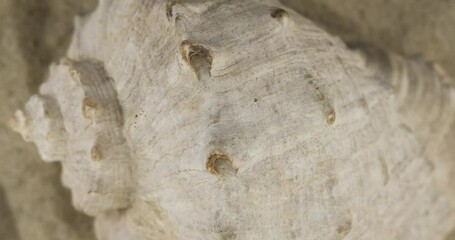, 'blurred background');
0,0,454,239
